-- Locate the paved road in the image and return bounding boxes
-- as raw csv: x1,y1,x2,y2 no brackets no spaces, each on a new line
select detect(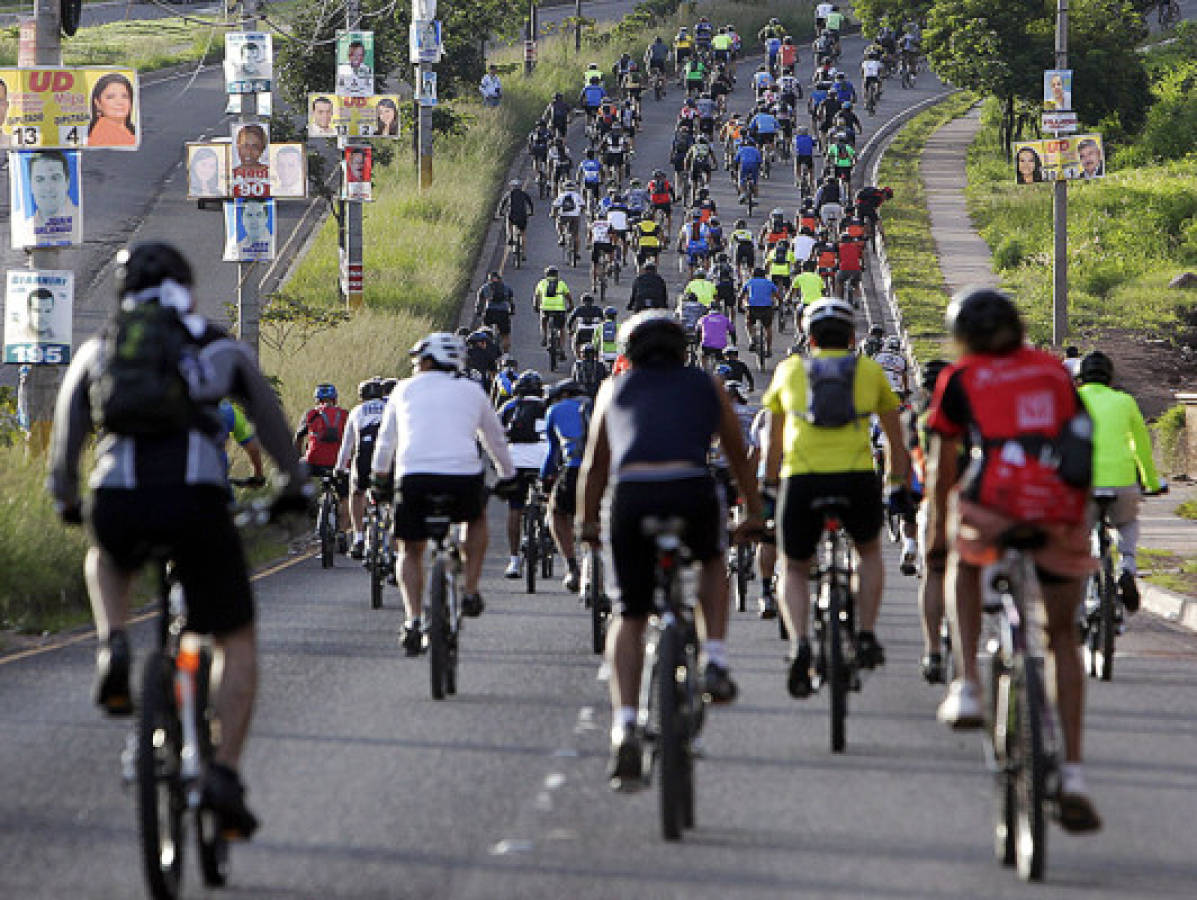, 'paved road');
3,23,1197,900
